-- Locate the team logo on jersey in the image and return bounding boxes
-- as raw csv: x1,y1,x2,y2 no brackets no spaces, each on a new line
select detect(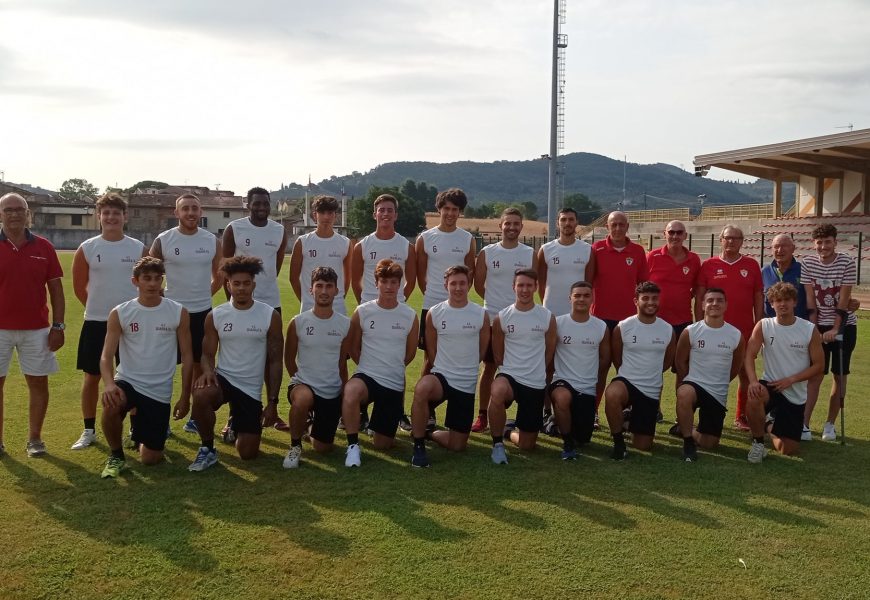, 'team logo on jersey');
682,266,690,275
626,257,634,266
740,269,748,278
121,256,136,263
716,268,724,275
328,251,343,258
195,247,211,254
155,323,173,333
391,322,405,330
462,321,476,330
246,325,264,333
328,329,343,337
